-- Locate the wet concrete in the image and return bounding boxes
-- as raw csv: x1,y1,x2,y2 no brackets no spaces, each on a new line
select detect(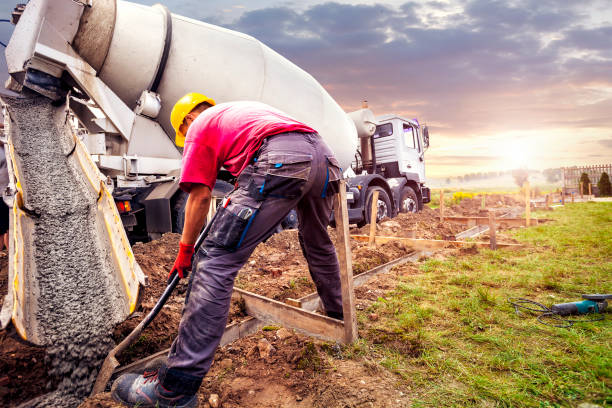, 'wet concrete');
3,92,128,406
